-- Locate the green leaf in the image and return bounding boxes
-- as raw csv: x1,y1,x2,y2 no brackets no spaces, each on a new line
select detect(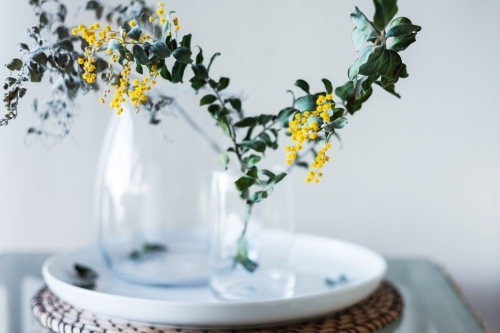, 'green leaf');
246,166,259,179
207,104,221,117
127,26,142,41
349,45,402,82
386,17,421,37
181,34,192,49
247,190,268,204
242,154,262,168
160,64,172,81
6,58,23,71
195,46,203,64
228,98,242,112
259,132,276,149
28,66,43,82
74,263,98,280
332,108,345,120
348,45,380,80
151,41,170,59
234,117,257,127
294,79,310,94
142,243,167,253
32,51,47,66
268,172,287,187
235,176,256,191
335,81,355,103
191,64,208,79
321,78,333,94
277,107,297,126
135,62,143,74
234,235,258,273
295,94,317,111
107,39,124,52
332,117,348,129
258,114,275,125
350,6,379,51
172,46,192,63
217,117,232,137
374,80,400,98
219,151,230,170
161,17,170,41
354,74,378,99
373,0,398,31
217,77,230,91
200,94,217,106
191,79,206,92
398,63,409,78
207,52,221,72
132,45,151,65
387,33,417,52
172,61,187,83
239,140,266,153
